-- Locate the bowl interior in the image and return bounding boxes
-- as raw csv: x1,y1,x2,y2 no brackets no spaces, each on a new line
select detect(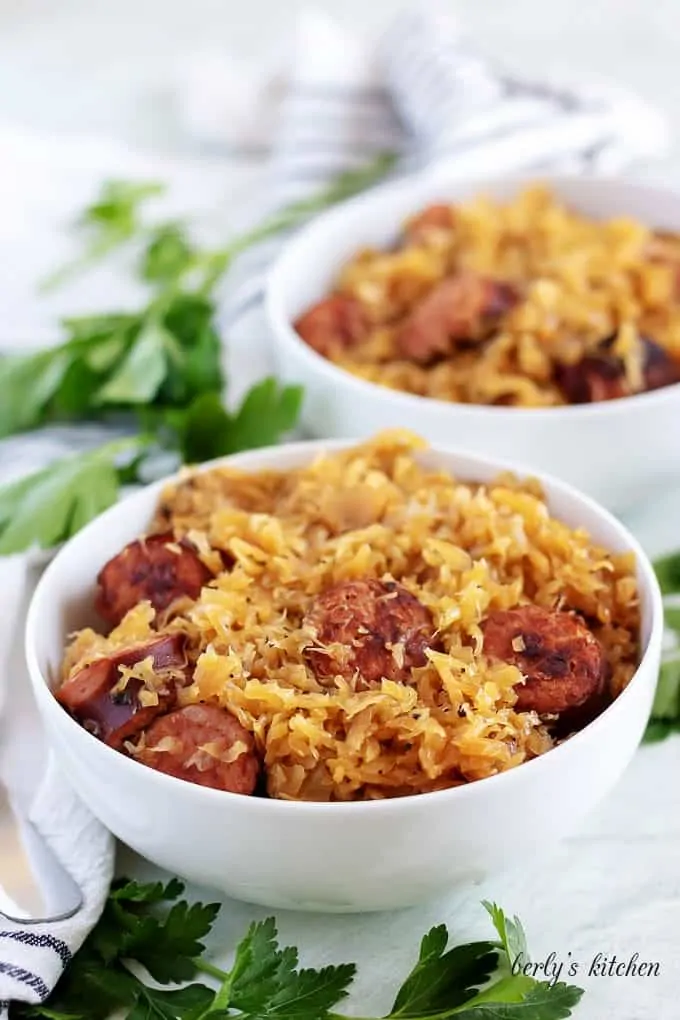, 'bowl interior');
268,170,680,338
27,439,658,714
